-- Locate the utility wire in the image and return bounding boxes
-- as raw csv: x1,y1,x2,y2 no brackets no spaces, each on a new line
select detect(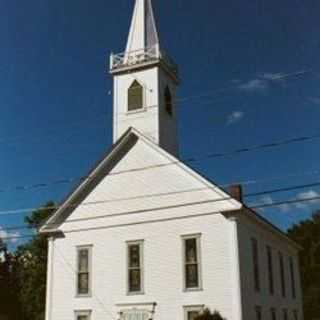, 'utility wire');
0,131,319,195
1,193,320,242
0,69,313,146
1,180,320,231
